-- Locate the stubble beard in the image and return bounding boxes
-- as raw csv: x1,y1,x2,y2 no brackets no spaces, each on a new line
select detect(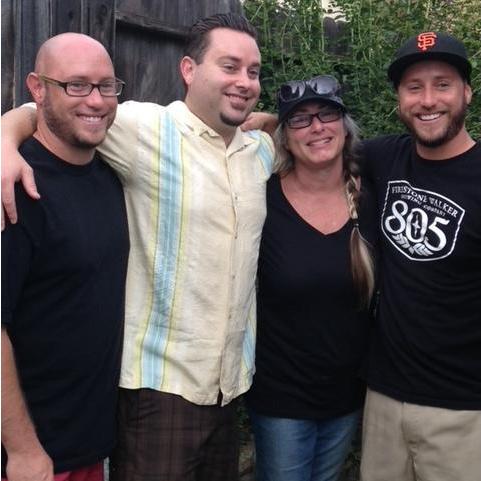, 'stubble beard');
398,100,468,149
43,92,111,150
